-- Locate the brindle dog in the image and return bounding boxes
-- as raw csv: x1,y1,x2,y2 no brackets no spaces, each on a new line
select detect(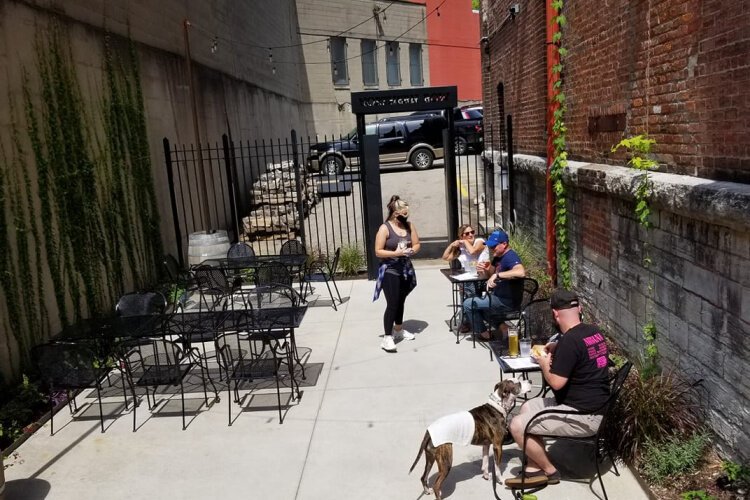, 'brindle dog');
408,379,526,499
